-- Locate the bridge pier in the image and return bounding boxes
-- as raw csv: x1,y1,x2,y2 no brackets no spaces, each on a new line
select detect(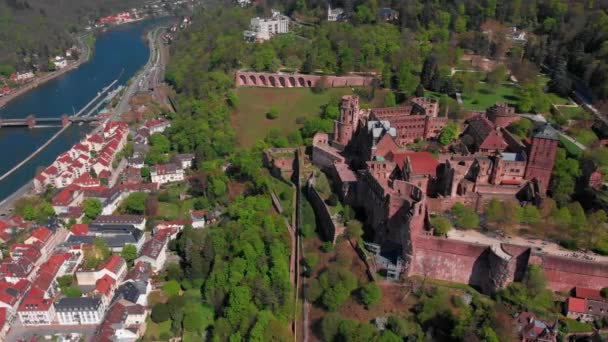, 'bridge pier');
61,115,69,127
26,115,35,129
